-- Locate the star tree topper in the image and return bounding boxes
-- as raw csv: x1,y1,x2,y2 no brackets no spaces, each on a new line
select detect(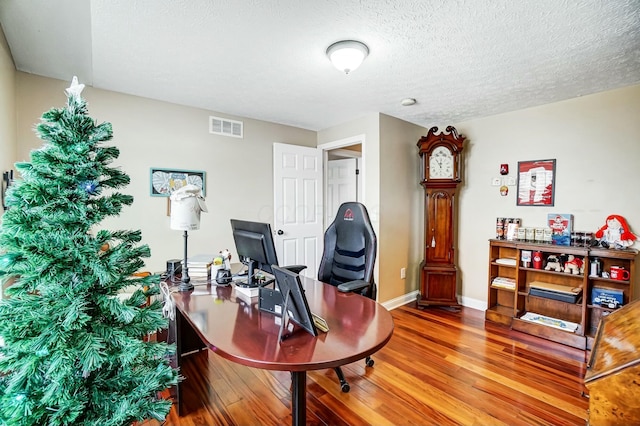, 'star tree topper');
65,75,85,98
